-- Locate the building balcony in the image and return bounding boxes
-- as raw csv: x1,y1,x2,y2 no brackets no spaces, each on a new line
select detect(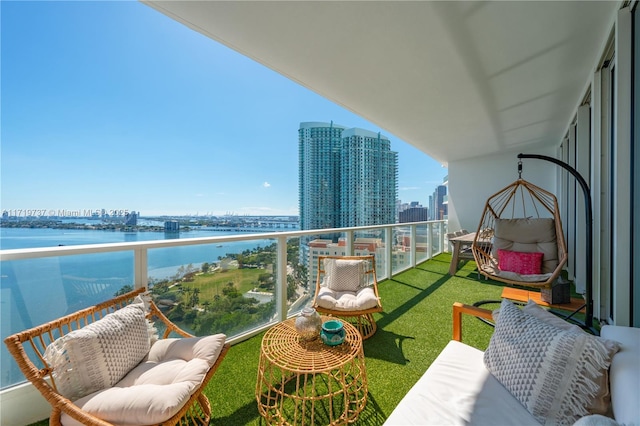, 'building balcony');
2,220,460,425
